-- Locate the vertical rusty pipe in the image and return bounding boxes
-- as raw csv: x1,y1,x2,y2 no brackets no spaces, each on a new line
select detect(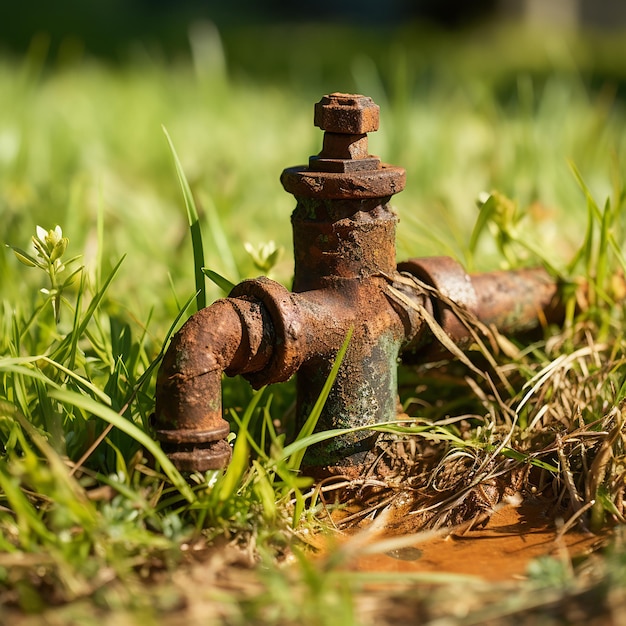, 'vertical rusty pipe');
290,281,418,465
280,94,411,466
287,198,409,464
